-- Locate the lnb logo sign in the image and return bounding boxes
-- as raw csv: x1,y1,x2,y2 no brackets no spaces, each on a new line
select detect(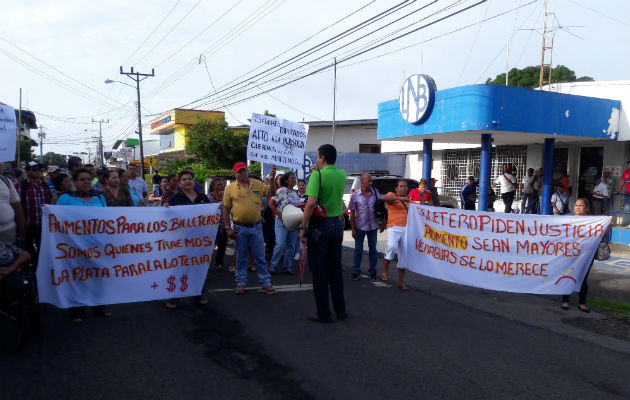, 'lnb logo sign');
399,74,436,125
